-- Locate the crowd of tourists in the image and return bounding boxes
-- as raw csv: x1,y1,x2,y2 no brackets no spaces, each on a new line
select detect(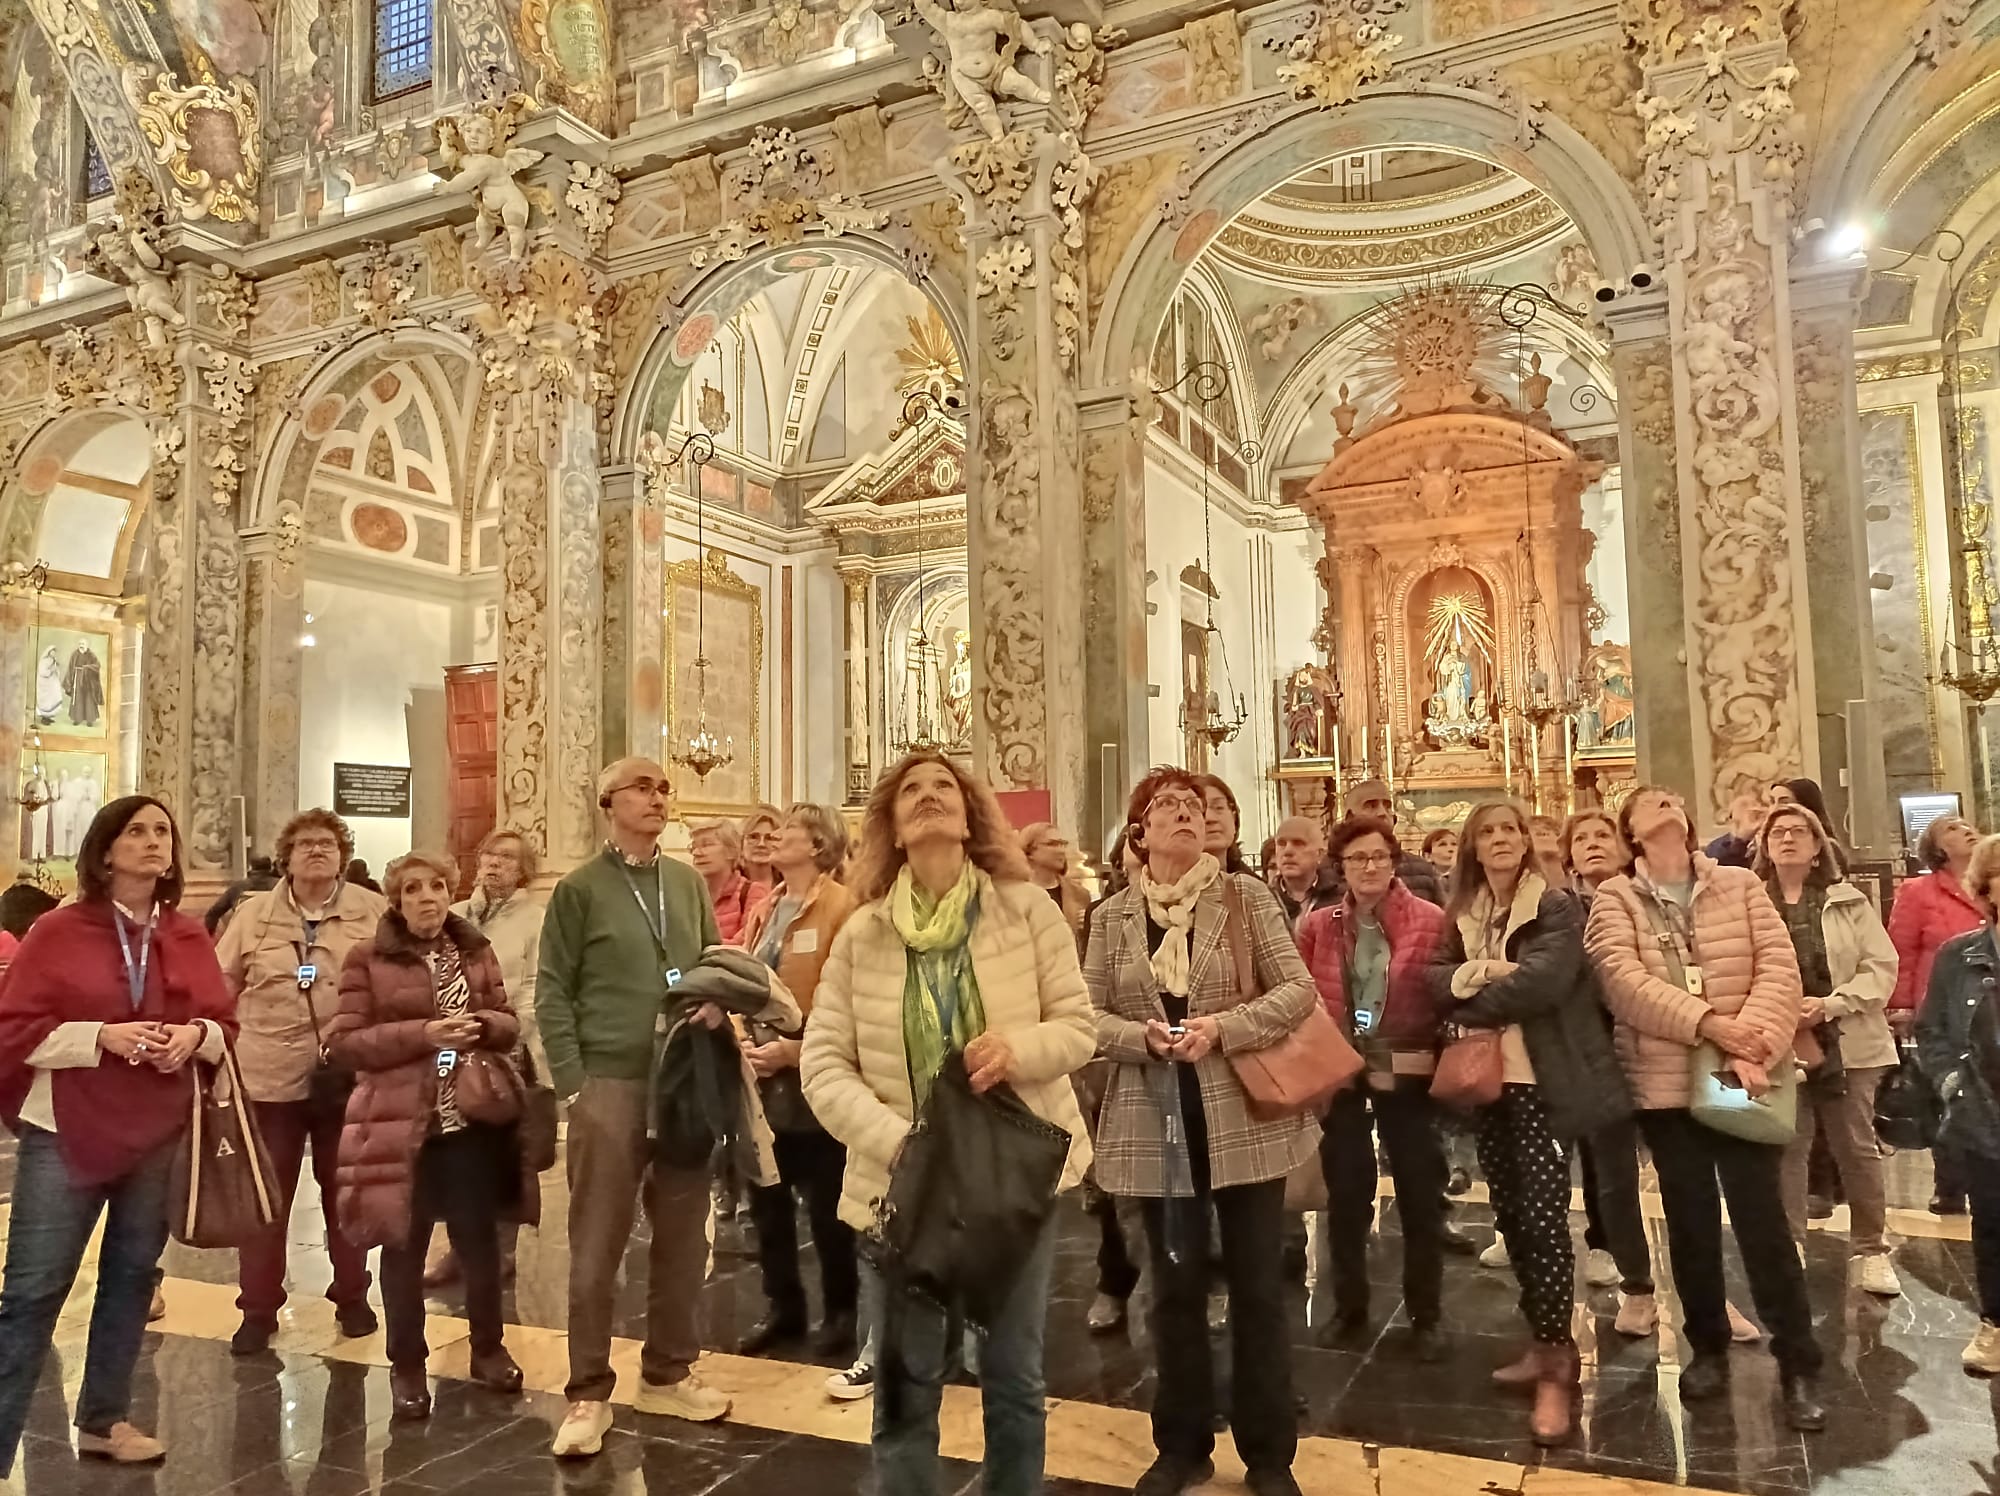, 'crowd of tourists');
0,756,1996,1496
